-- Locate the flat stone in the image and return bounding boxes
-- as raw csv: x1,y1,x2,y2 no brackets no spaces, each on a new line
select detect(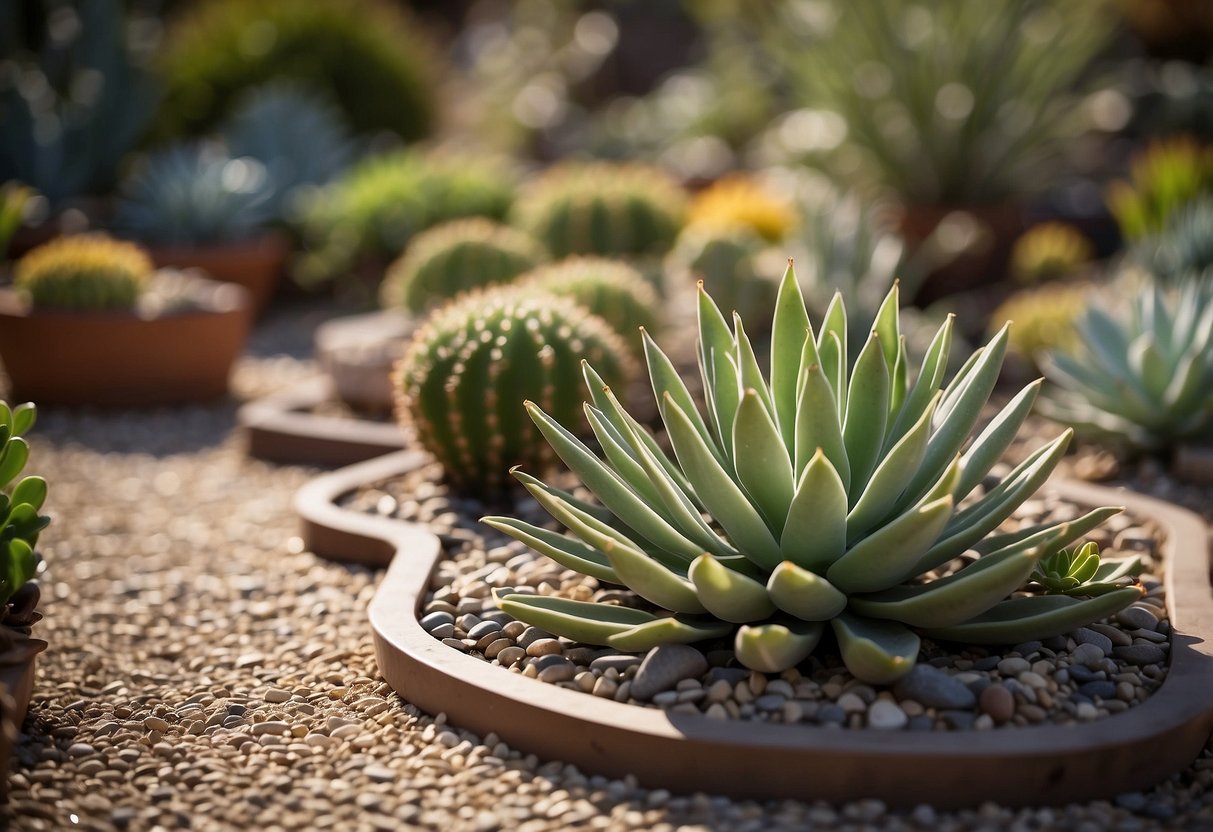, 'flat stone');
704,667,750,686
867,700,907,730
817,704,846,725
420,611,454,632
996,657,1031,675
143,716,170,733
754,694,786,712
1072,627,1114,656
263,688,290,704
1070,642,1106,669
892,665,976,710
1117,606,1160,631
972,656,1001,671
67,743,95,758
525,638,563,657
1090,622,1132,647
1113,644,1166,666
1078,680,1117,700
630,645,708,701
466,620,502,641
1067,665,1105,684
516,627,553,650
589,654,643,673
978,684,1014,725
940,710,976,730
537,662,576,684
